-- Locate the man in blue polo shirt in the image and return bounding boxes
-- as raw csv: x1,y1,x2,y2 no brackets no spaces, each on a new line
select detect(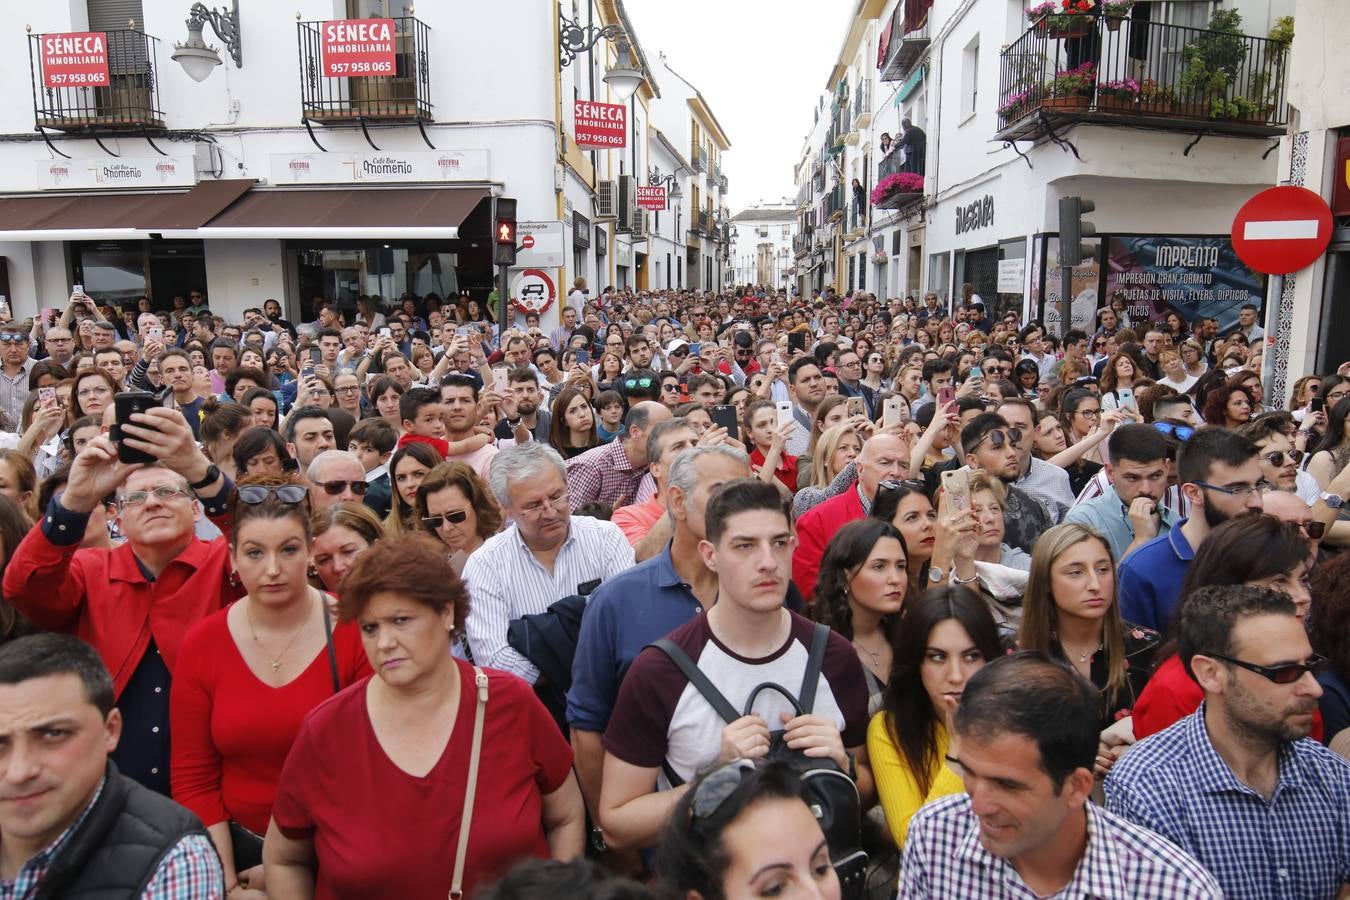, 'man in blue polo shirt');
568,443,809,858
1118,429,1265,631
1065,424,1174,561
